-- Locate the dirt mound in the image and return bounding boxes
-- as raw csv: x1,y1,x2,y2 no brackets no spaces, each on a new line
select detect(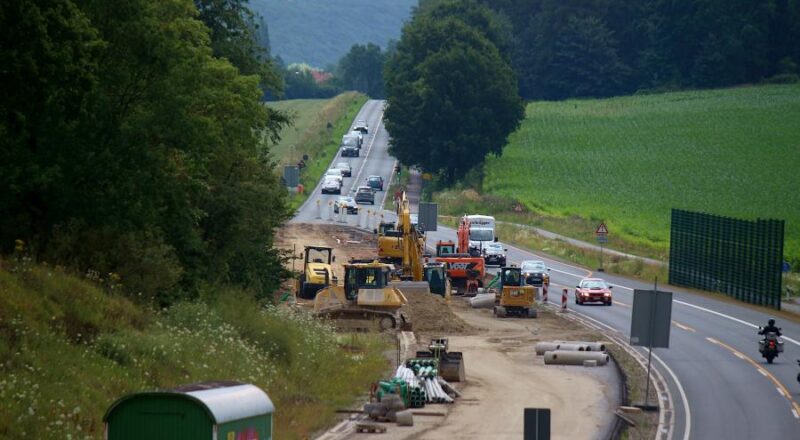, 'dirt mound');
404,292,474,335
